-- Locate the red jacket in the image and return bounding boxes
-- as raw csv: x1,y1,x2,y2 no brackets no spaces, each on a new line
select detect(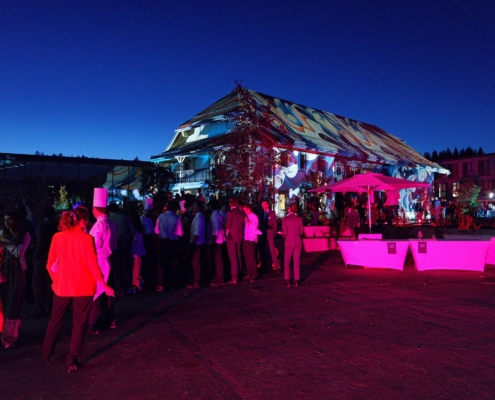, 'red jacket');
46,226,104,297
